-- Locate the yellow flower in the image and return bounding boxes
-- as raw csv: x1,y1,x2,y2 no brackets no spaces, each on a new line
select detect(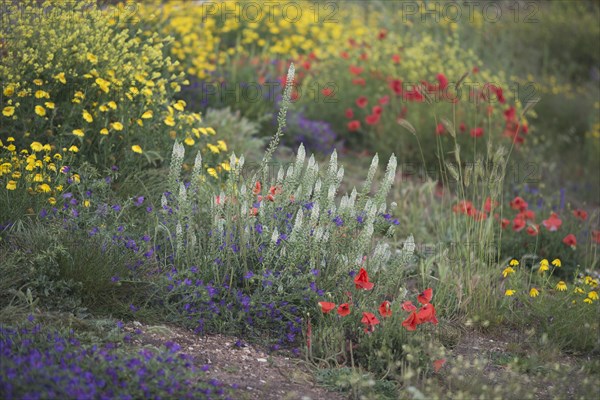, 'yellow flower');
54,72,66,84
221,162,231,171
95,78,110,93
107,101,117,110
33,173,43,182
38,183,51,193
588,291,599,301
141,110,153,119
207,168,218,178
83,200,91,207
53,153,62,160
87,53,98,64
99,105,108,112
73,129,85,137
556,281,567,291
35,105,46,117
3,106,15,117
206,127,216,135
45,102,55,109
48,197,56,205
574,287,585,294
207,144,220,154
198,127,208,135
584,298,593,304
6,180,17,190
30,142,43,152
584,276,594,285
12,171,21,179
217,140,227,152
529,288,539,298
82,110,93,123
164,116,175,126
112,122,123,131
505,289,516,296
509,259,519,266
502,267,515,278
100,128,109,135
173,100,186,111
72,174,80,184
184,137,195,146
539,263,549,273
35,90,50,99
33,79,43,86
3,84,15,96
551,258,561,267
131,145,143,154
68,145,79,153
